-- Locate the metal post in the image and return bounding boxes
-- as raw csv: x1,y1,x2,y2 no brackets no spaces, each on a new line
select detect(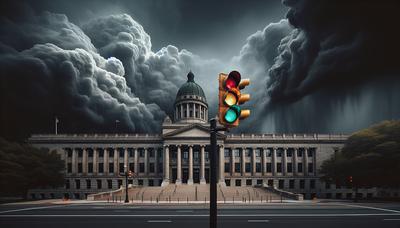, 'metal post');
125,171,129,203
210,118,217,228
